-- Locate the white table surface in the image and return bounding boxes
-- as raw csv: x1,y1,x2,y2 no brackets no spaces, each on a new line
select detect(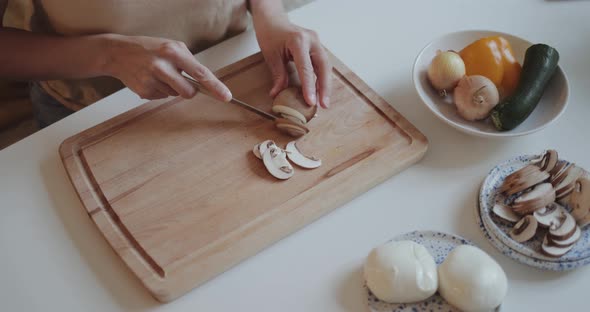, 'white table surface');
2,0,590,311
